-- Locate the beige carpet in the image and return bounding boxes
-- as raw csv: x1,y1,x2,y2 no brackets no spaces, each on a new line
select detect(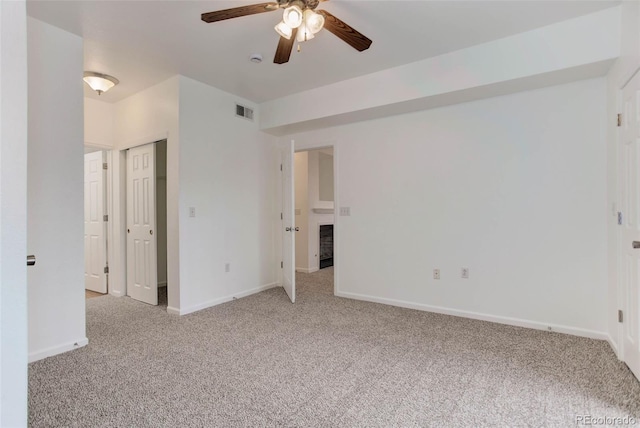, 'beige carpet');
29,268,640,427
